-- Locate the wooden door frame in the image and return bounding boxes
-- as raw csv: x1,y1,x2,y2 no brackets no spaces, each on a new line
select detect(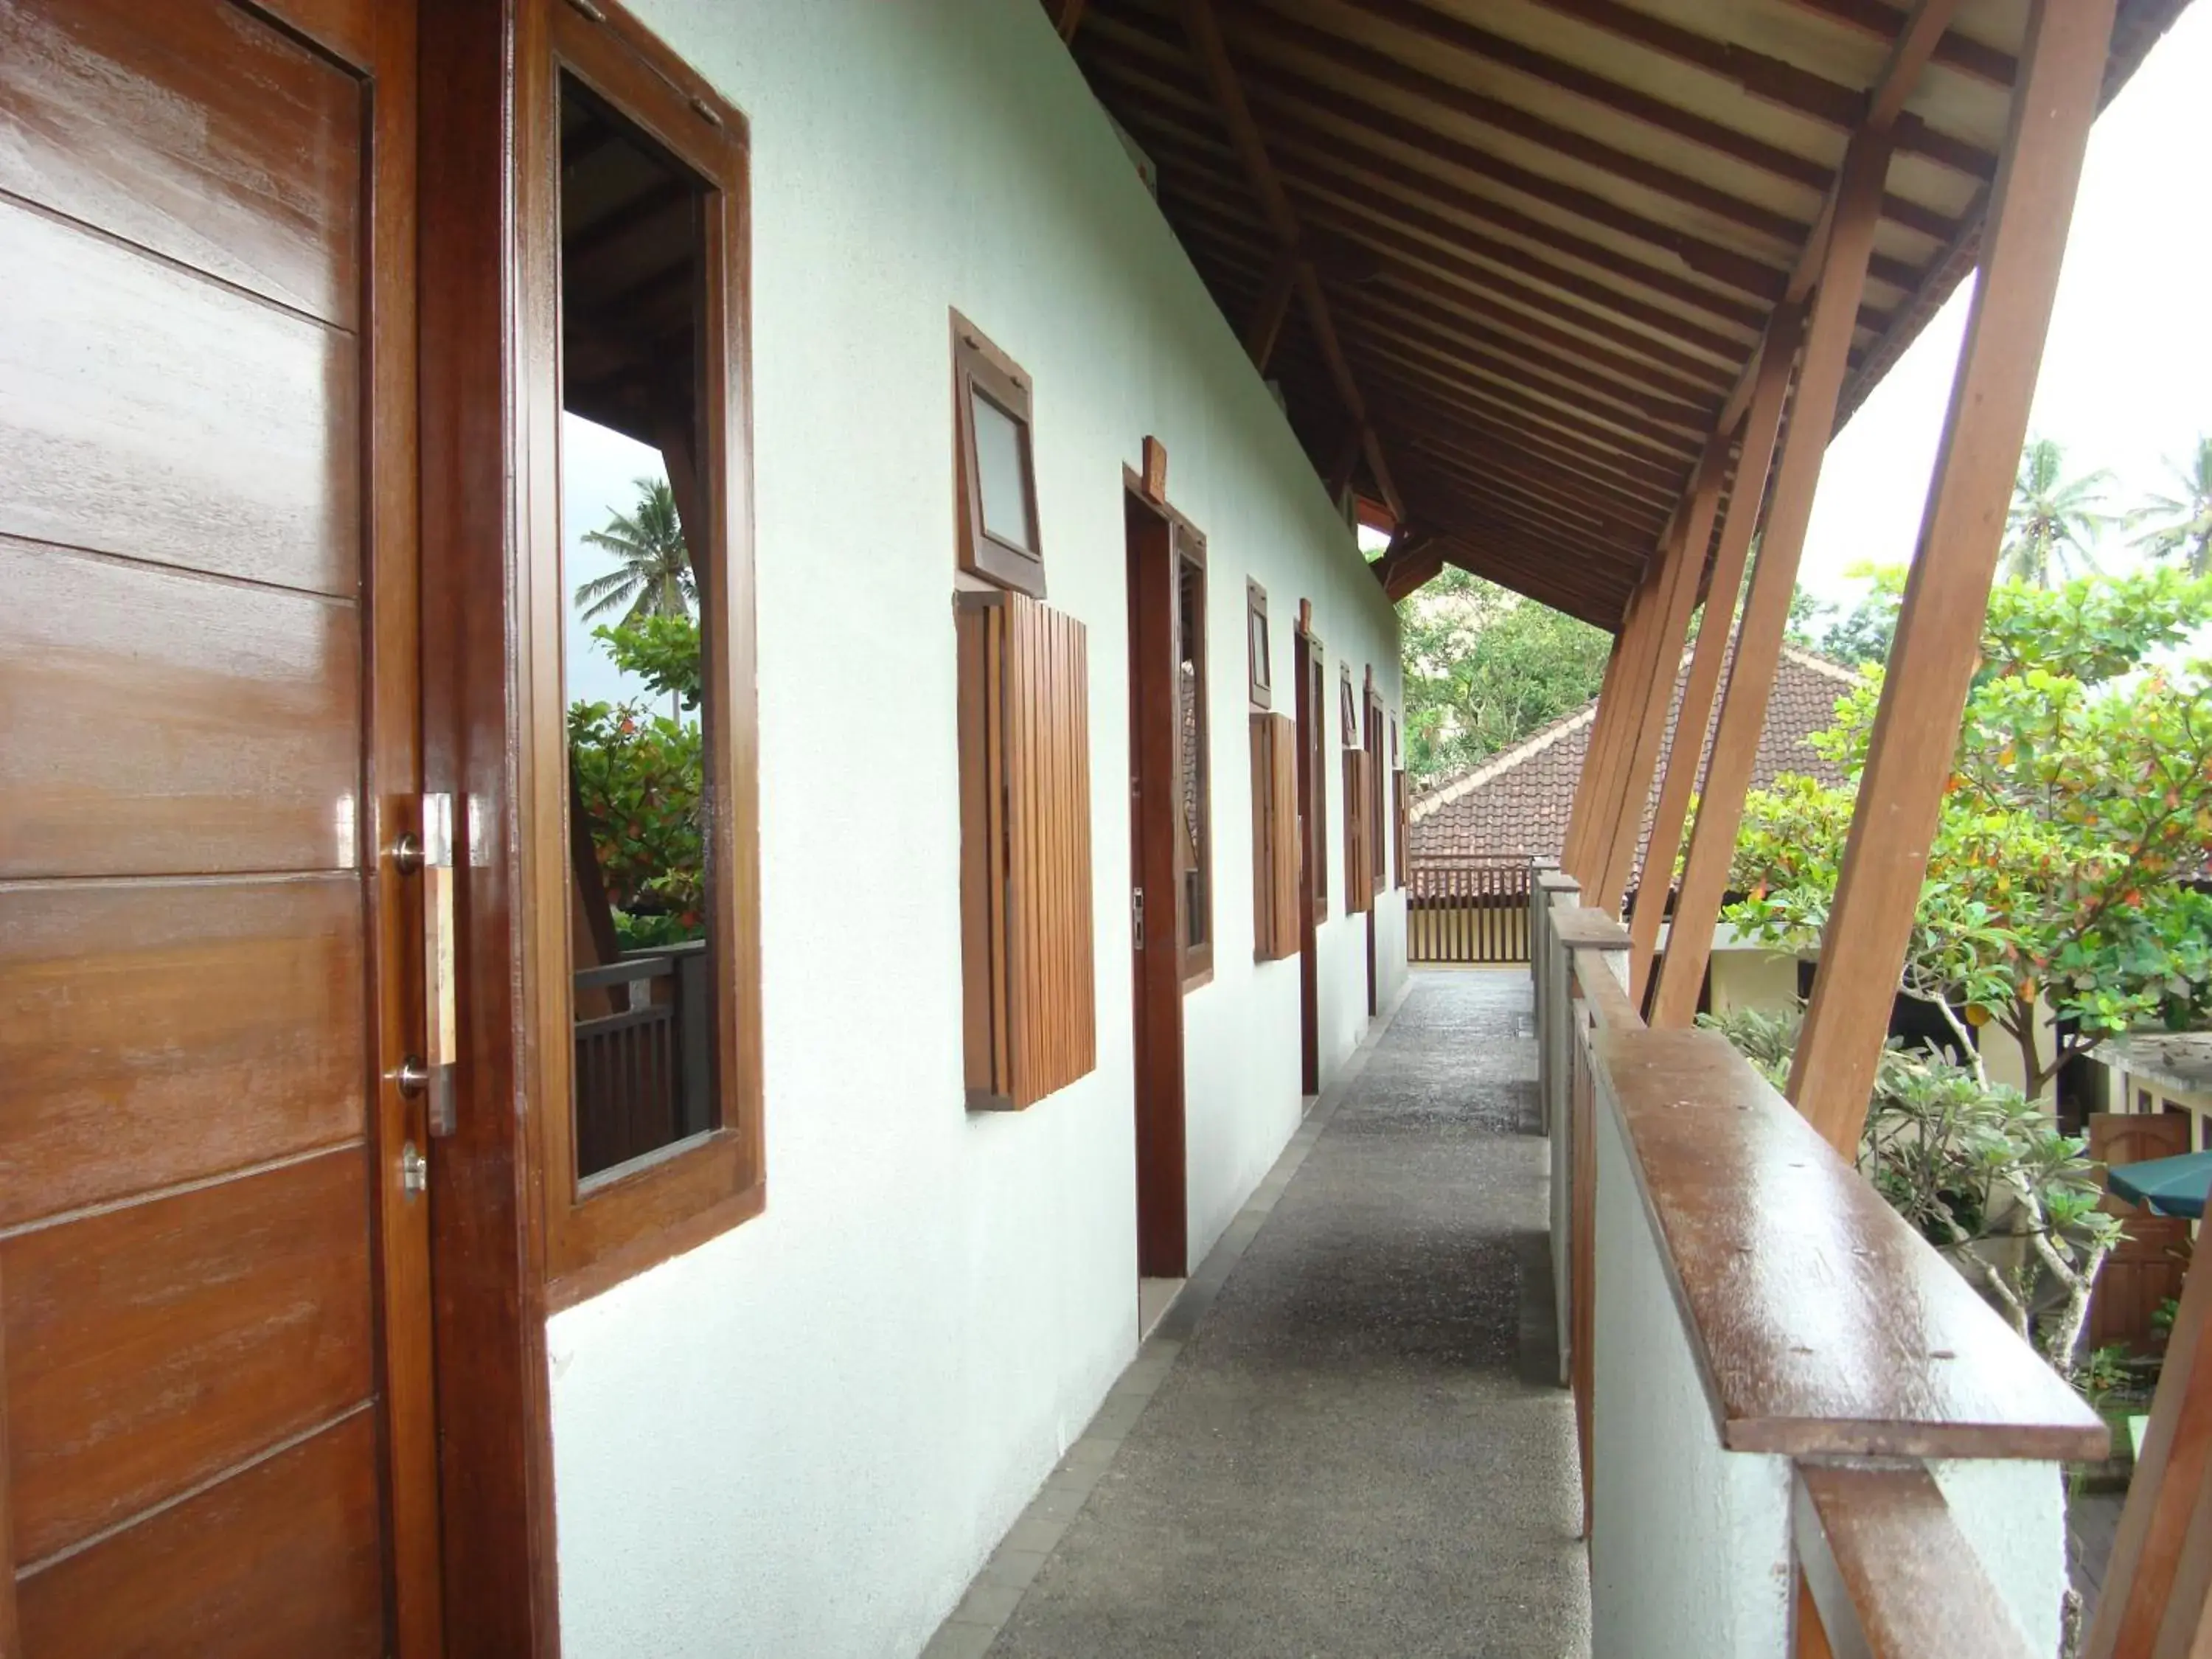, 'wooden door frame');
1125,479,1189,1277
417,0,563,1649
1293,619,1323,1096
